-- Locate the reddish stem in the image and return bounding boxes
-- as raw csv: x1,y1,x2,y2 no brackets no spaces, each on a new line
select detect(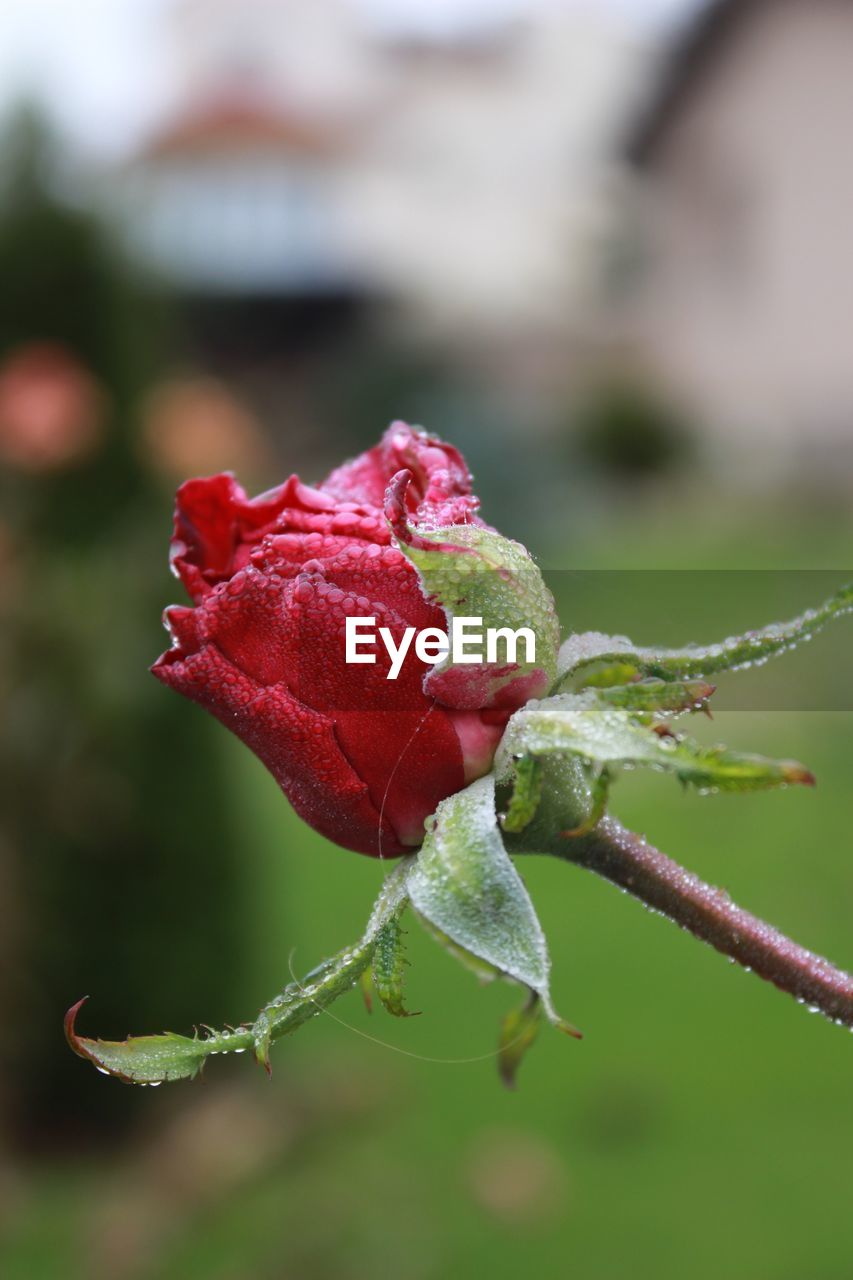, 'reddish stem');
558,817,853,1027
